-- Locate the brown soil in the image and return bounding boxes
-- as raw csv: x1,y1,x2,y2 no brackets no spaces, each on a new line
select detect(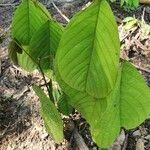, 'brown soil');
0,0,150,150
